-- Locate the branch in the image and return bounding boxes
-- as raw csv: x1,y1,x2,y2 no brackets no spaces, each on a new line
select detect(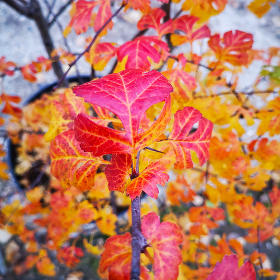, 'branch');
48,0,74,27
54,2,126,89
131,151,147,280
168,55,214,71
194,89,276,99
2,0,30,17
